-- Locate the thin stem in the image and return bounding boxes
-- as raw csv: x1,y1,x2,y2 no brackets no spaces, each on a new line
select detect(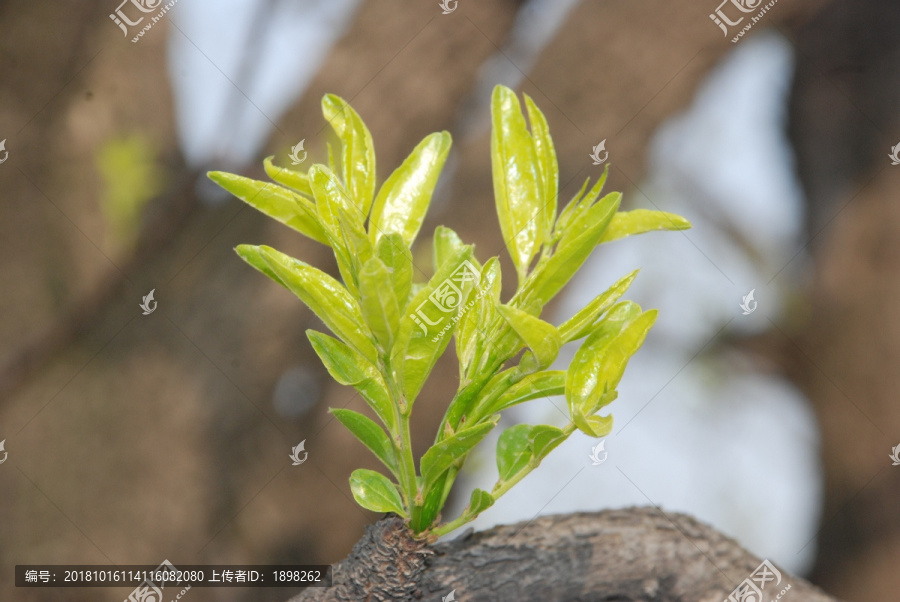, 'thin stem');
398,407,420,523
382,357,419,516
431,506,474,537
